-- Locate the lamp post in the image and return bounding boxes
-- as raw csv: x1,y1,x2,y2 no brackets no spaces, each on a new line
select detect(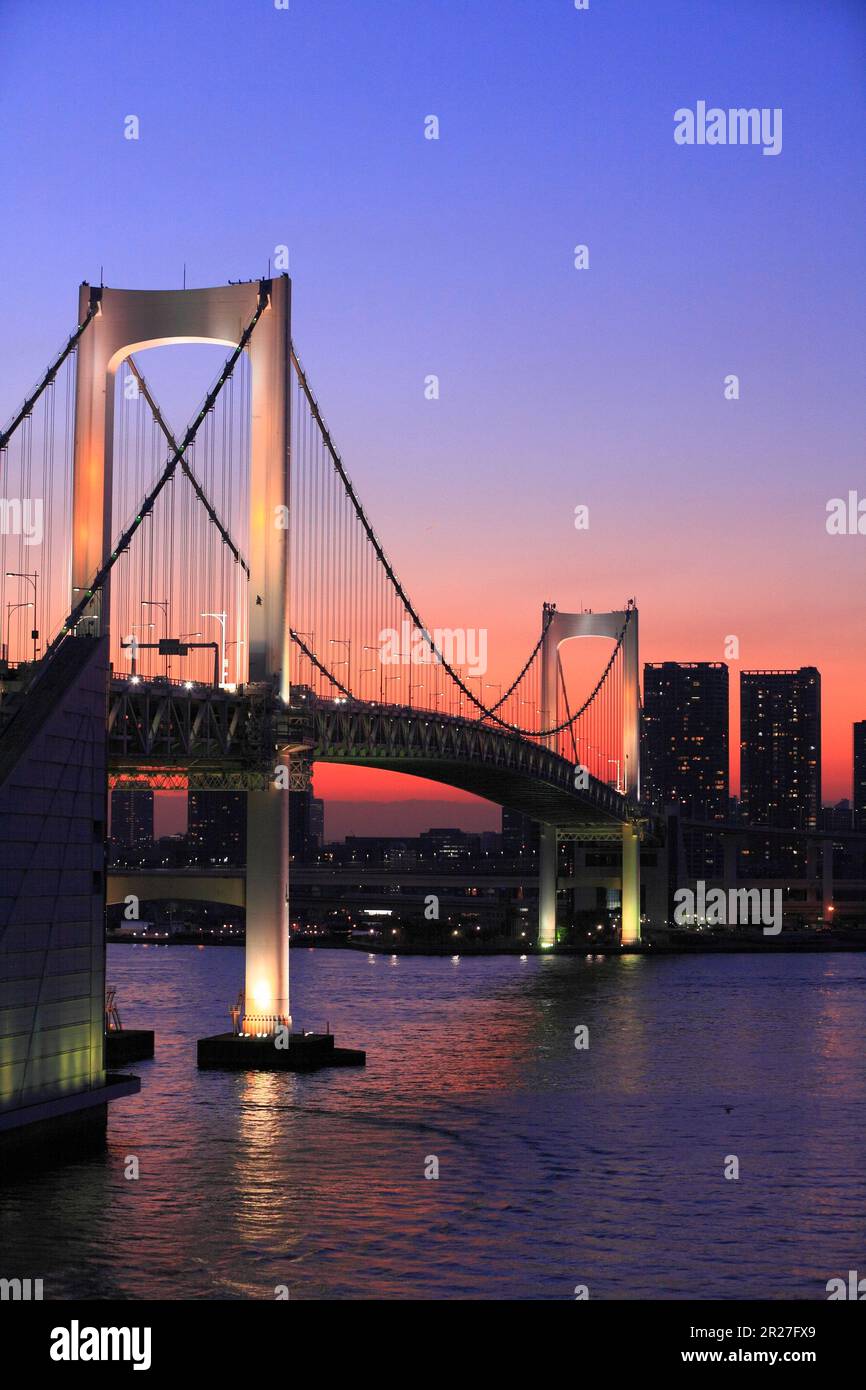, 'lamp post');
6,571,38,661
201,611,227,687
142,599,169,674
485,682,502,718
329,637,352,695
466,673,483,719
131,622,154,679
227,638,246,685
329,656,349,699
360,665,378,701
178,633,202,687
5,600,33,662
362,644,382,702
